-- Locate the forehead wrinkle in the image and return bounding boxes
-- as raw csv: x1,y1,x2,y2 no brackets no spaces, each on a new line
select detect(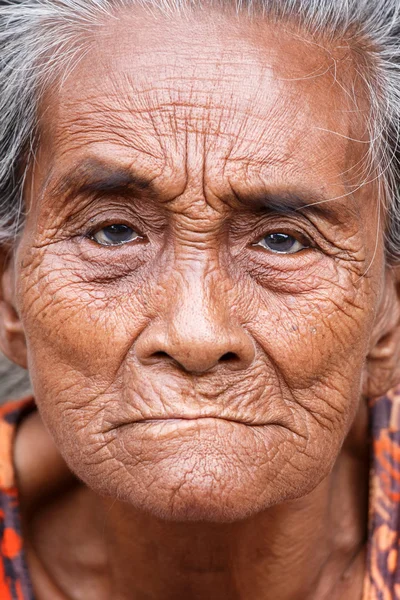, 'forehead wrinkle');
119,75,262,139
48,85,364,216
54,104,165,163
37,7,374,225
